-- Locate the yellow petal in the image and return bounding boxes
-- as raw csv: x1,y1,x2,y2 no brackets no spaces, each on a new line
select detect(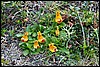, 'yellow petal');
21,35,28,42
37,31,46,43
24,32,28,36
37,31,43,39
49,43,54,46
38,38,46,43
55,10,63,24
37,31,42,36
34,40,40,49
38,35,43,40
55,29,59,36
49,43,58,52
55,27,59,36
